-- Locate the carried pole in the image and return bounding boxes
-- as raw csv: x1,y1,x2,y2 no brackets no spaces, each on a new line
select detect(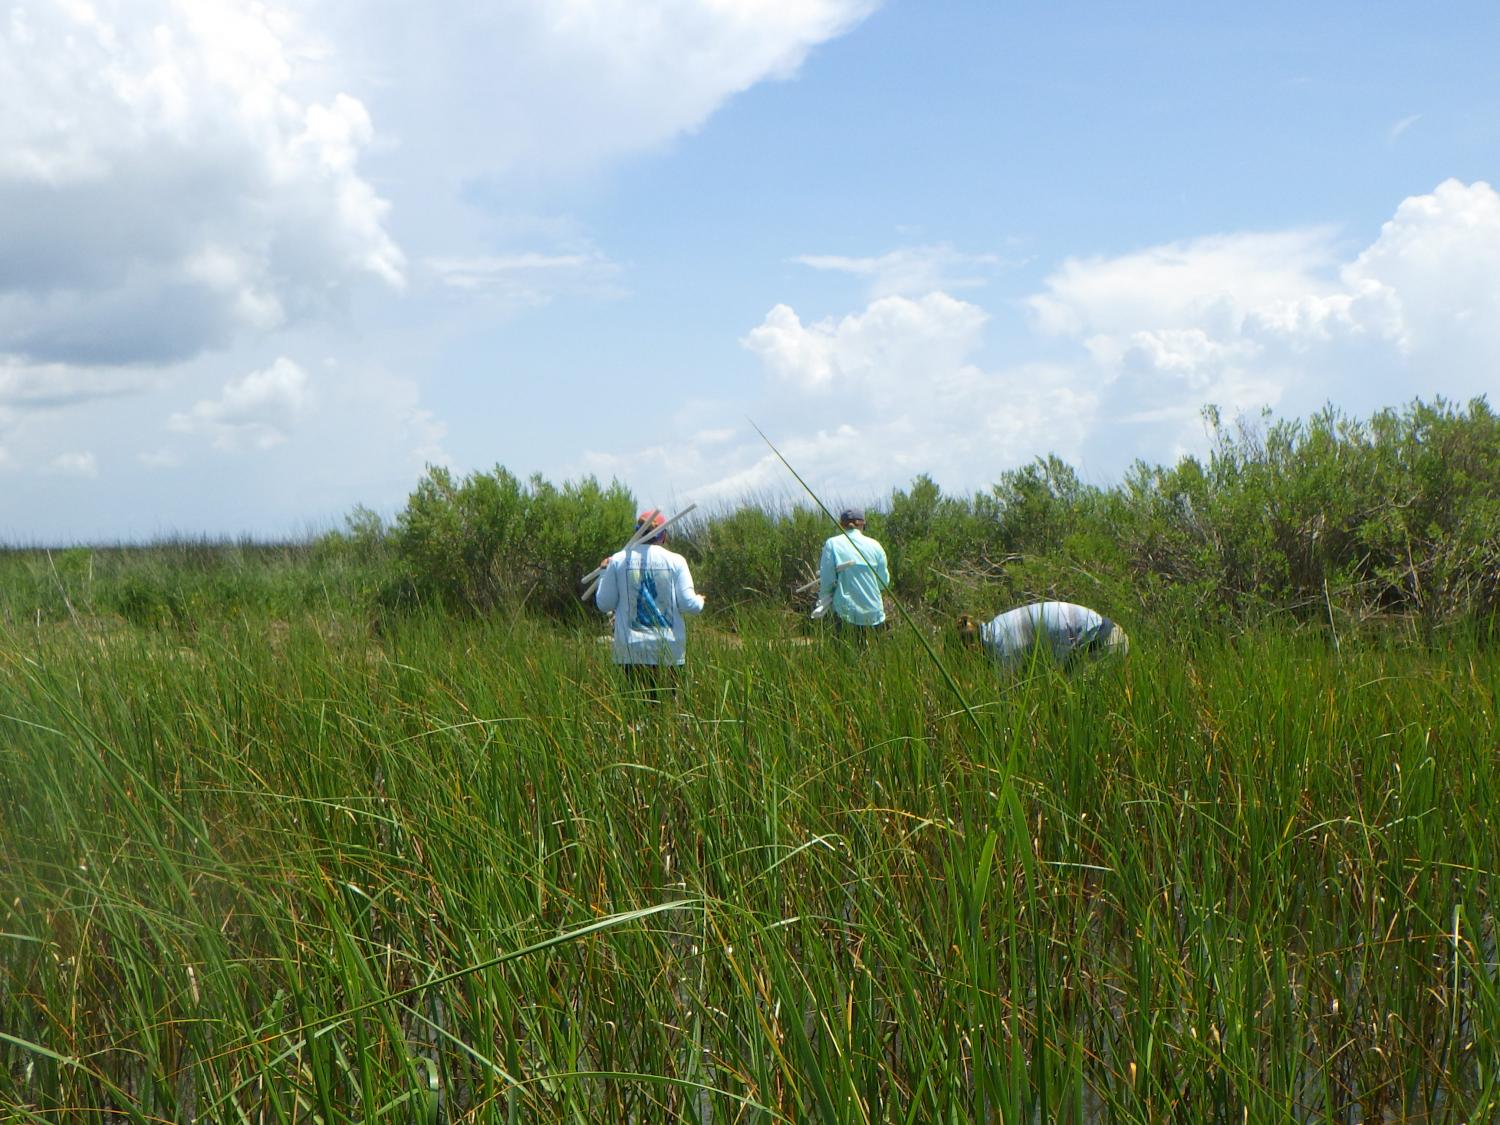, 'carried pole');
794,560,853,595
580,504,699,603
